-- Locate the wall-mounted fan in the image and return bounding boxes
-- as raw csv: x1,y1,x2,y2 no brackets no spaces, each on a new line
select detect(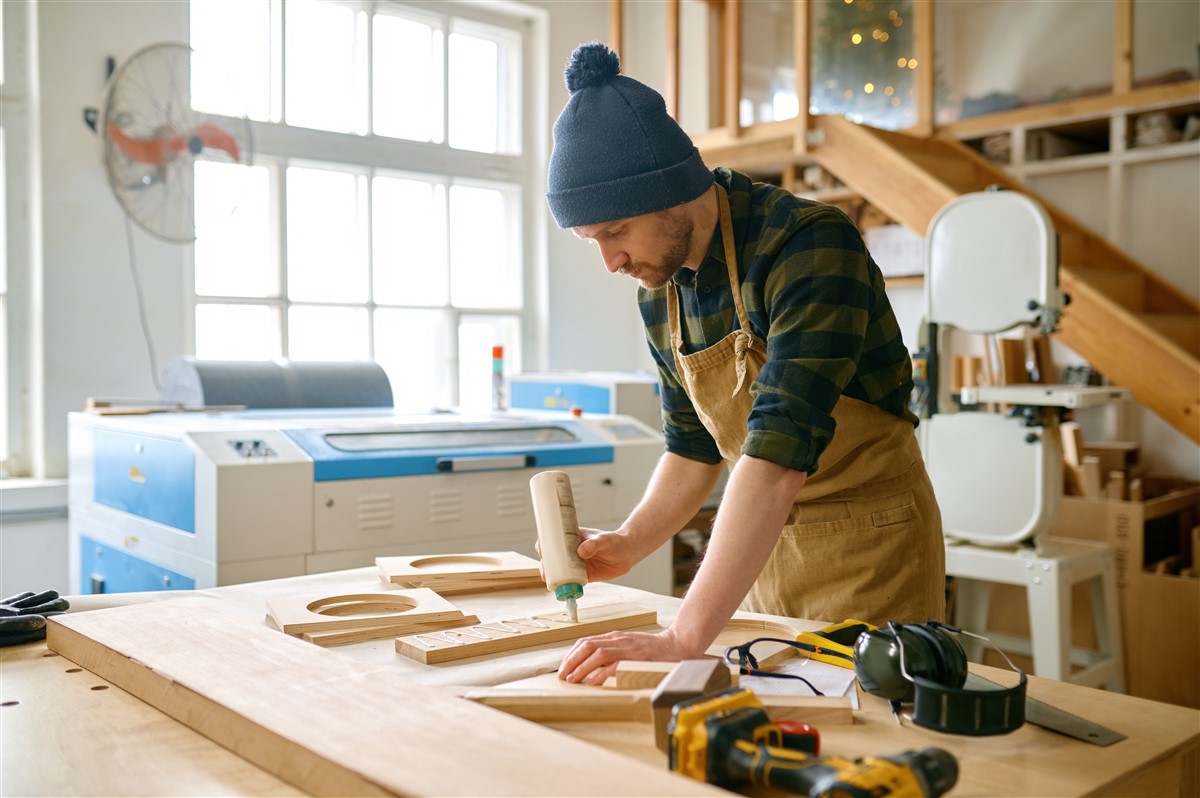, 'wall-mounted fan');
92,42,253,243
